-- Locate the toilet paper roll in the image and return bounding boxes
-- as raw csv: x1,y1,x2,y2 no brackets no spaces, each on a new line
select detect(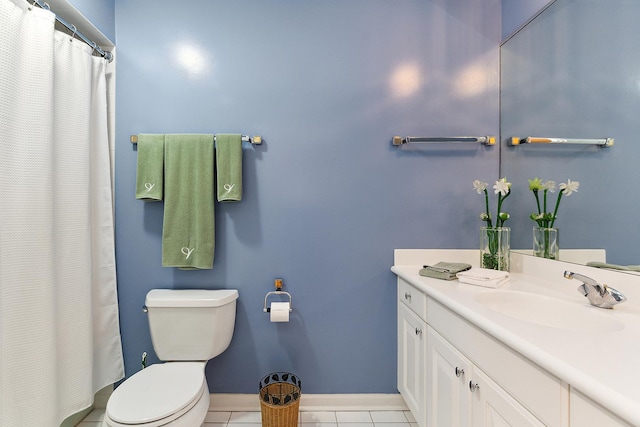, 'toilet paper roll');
270,302,290,322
